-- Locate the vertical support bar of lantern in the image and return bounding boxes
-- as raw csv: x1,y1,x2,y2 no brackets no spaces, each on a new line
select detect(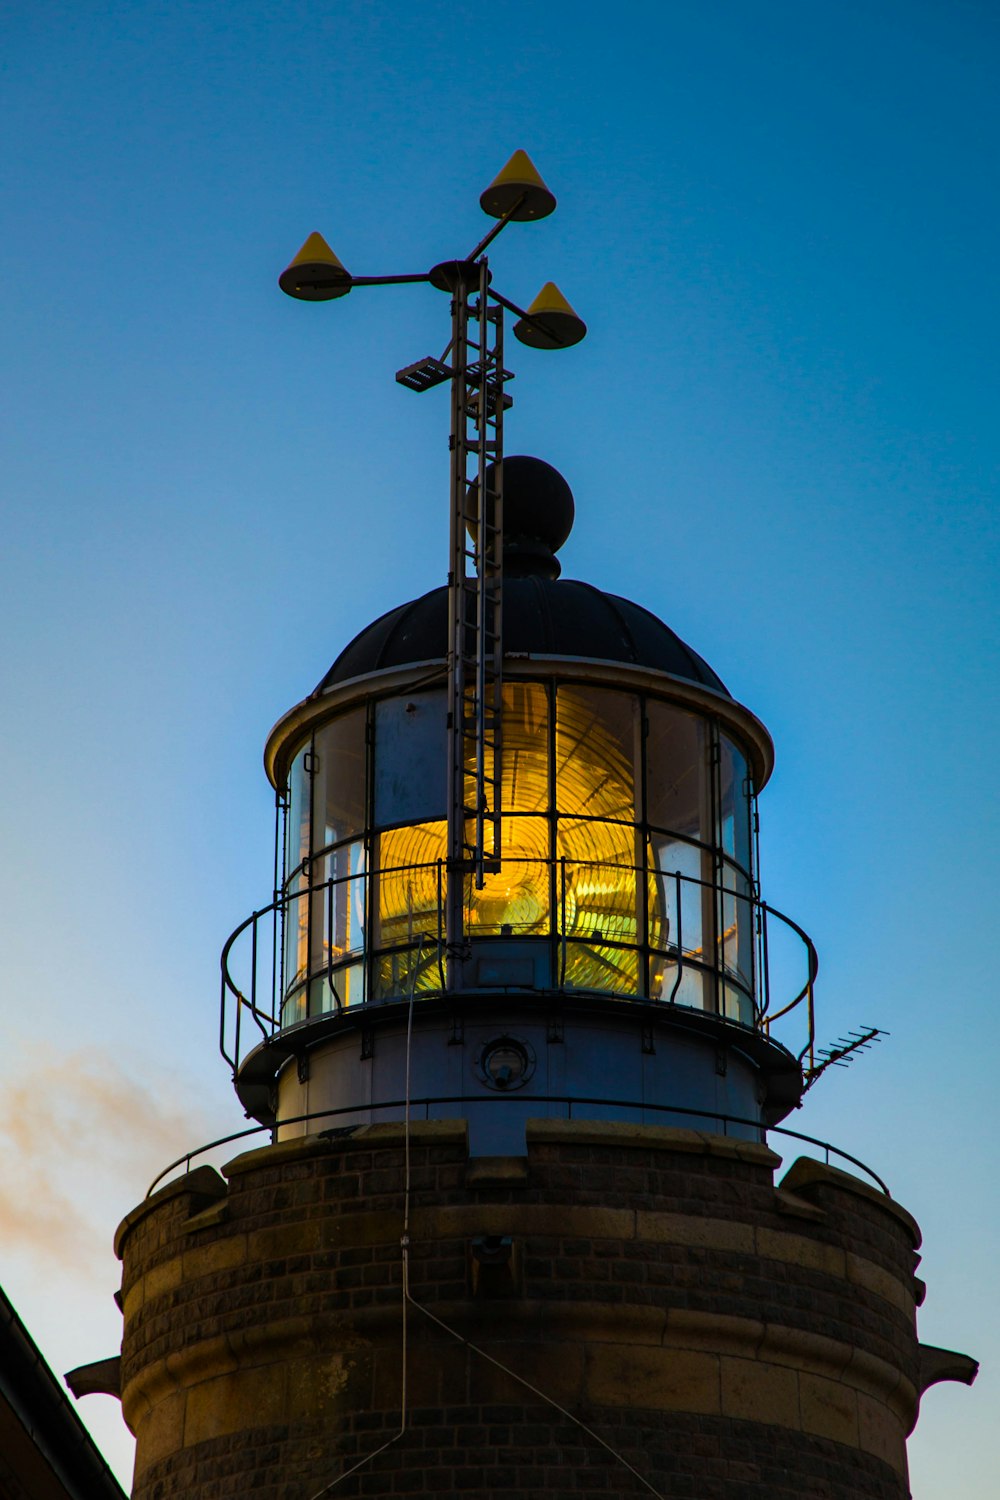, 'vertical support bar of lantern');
271,790,283,1021
706,727,722,1015
445,271,472,987
275,791,287,1023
